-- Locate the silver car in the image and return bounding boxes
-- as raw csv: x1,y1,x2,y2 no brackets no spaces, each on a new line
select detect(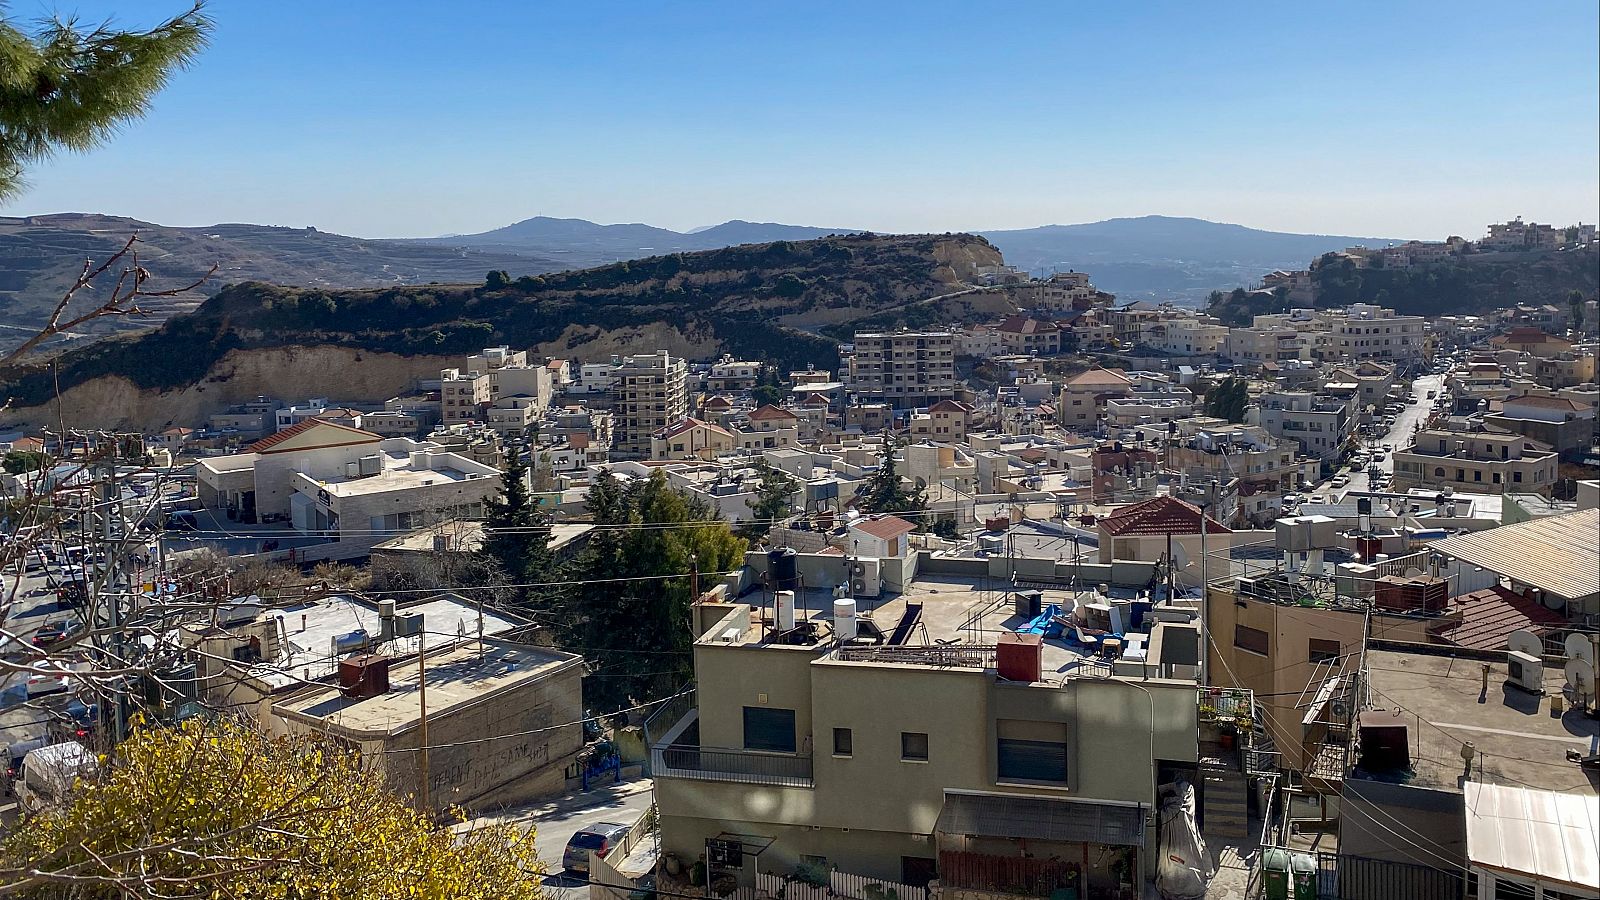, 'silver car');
562,822,631,875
